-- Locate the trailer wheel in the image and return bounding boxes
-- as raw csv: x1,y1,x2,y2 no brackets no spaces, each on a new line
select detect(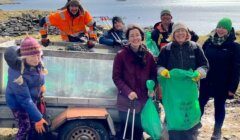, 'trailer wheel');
58,120,109,140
